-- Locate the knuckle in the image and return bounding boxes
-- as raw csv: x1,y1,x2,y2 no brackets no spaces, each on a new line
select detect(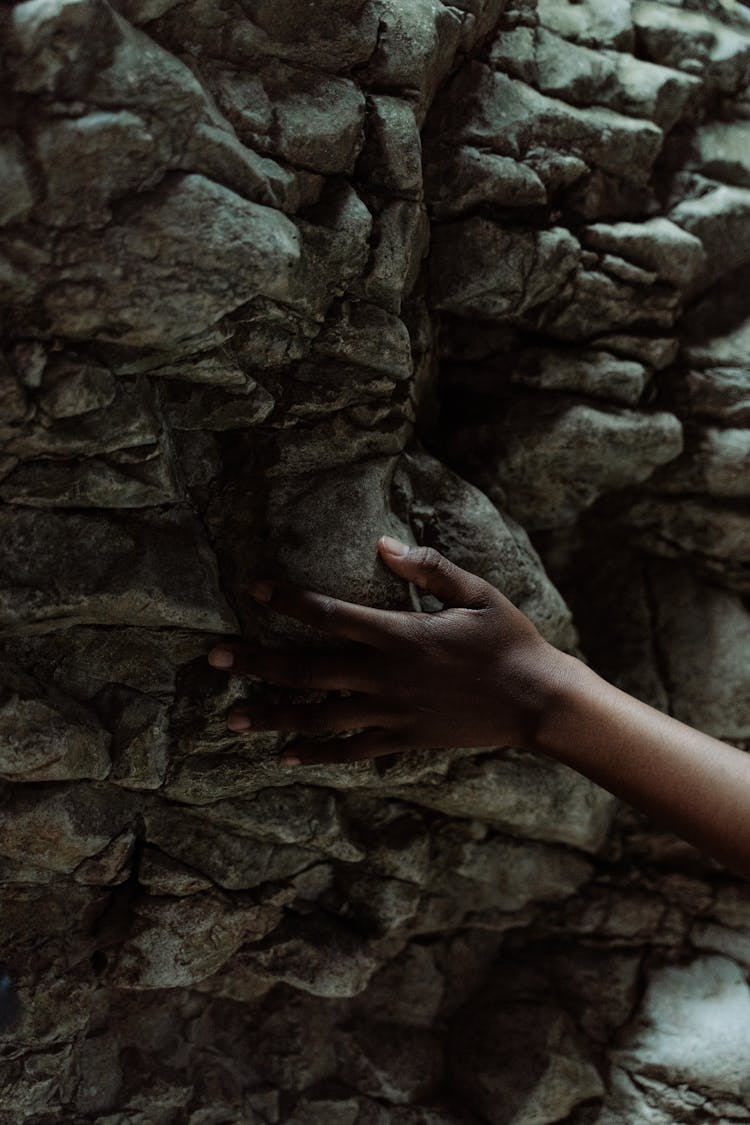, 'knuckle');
317,595,338,621
414,546,443,572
